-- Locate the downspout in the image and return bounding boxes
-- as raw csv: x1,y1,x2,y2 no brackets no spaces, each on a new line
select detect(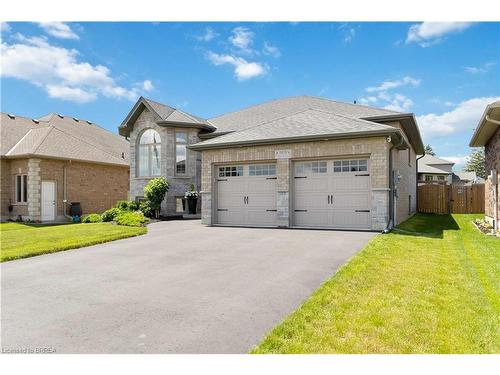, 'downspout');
63,162,72,220
383,134,405,233
485,115,500,229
